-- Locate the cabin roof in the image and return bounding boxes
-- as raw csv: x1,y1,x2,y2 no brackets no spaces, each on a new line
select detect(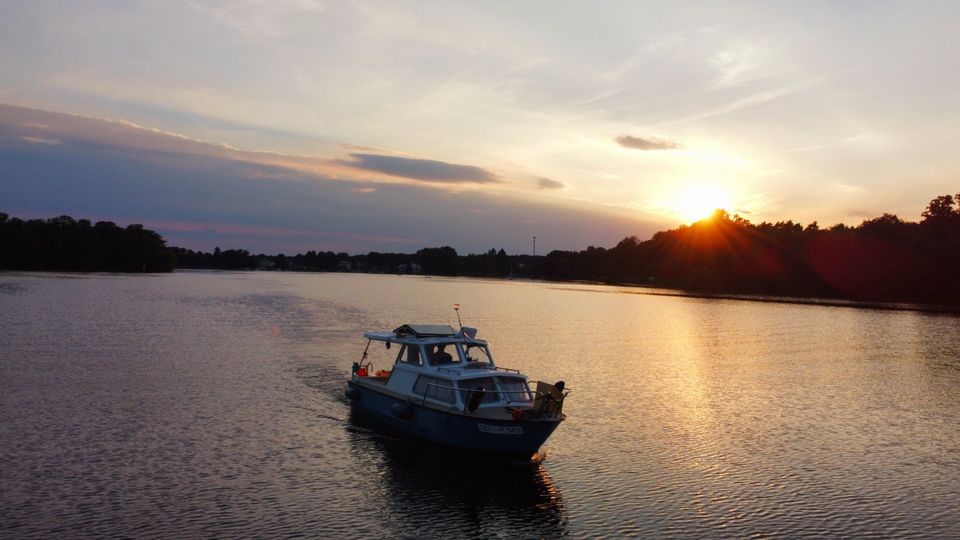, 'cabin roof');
394,324,457,337
363,324,486,346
